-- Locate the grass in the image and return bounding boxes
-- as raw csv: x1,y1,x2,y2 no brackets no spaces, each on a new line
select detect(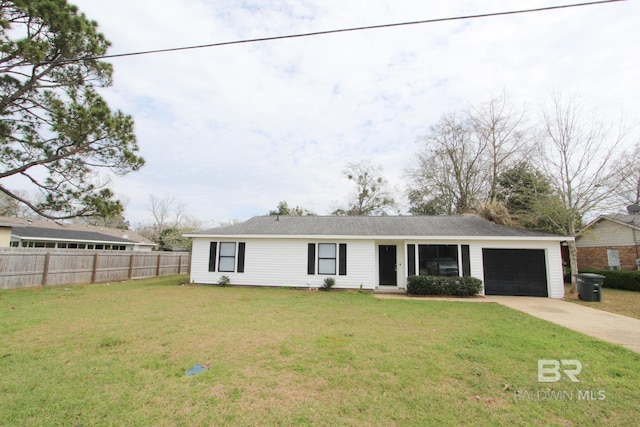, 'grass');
564,284,640,320
1,277,638,426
